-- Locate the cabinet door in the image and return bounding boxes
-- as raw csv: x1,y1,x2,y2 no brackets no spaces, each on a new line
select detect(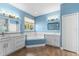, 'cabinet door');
45,35,51,44
0,42,4,56
4,39,14,55
54,35,60,47
45,35,55,45
45,35,60,47
15,36,25,50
